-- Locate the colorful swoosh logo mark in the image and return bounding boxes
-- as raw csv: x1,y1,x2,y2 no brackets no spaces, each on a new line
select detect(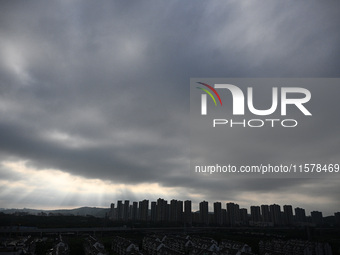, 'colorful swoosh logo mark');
196,82,223,106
